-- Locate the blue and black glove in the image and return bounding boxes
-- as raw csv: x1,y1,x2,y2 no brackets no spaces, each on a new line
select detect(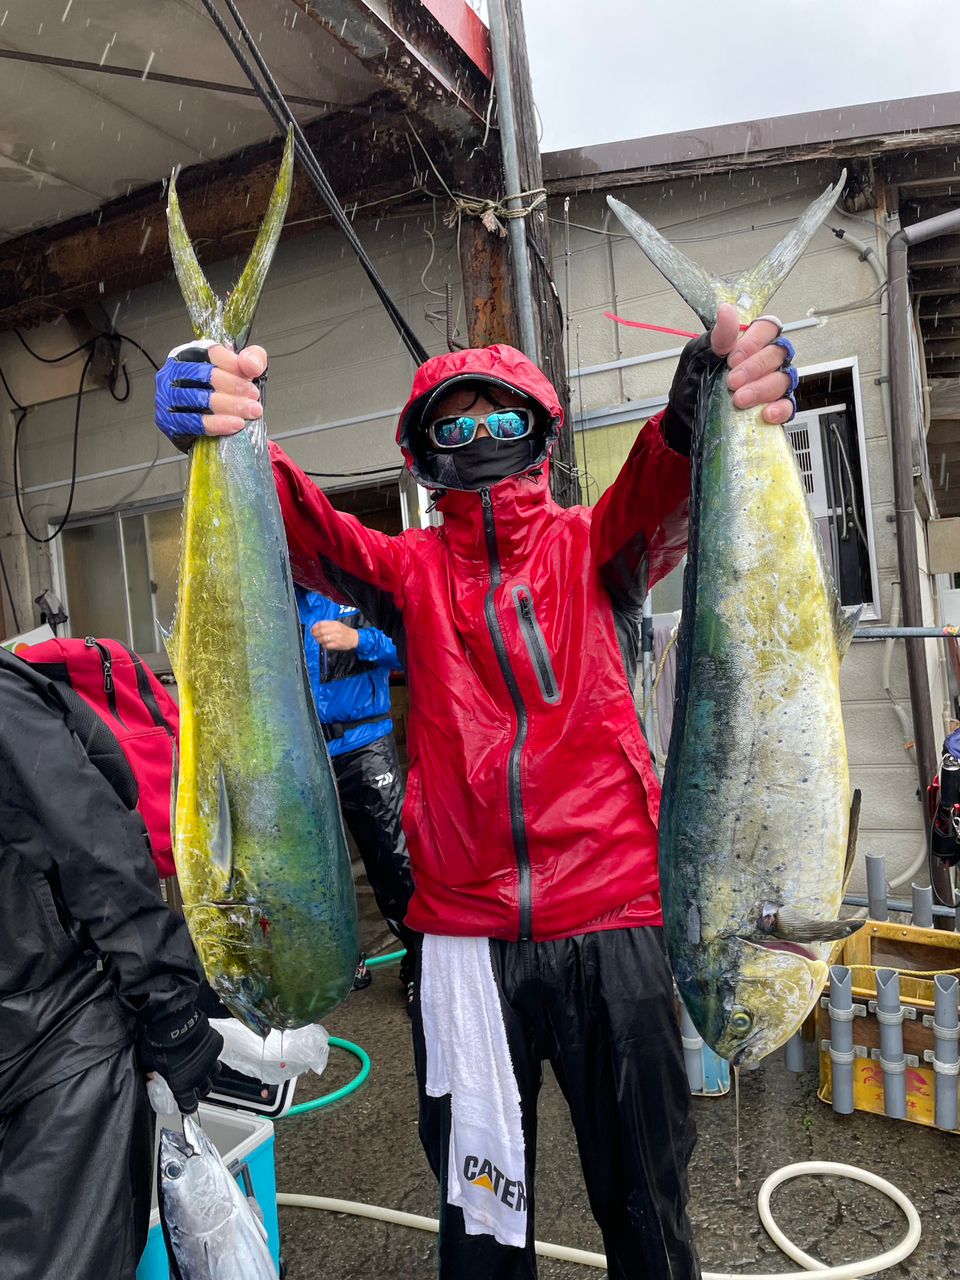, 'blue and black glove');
662,330,797,457
155,341,267,452
156,341,218,451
